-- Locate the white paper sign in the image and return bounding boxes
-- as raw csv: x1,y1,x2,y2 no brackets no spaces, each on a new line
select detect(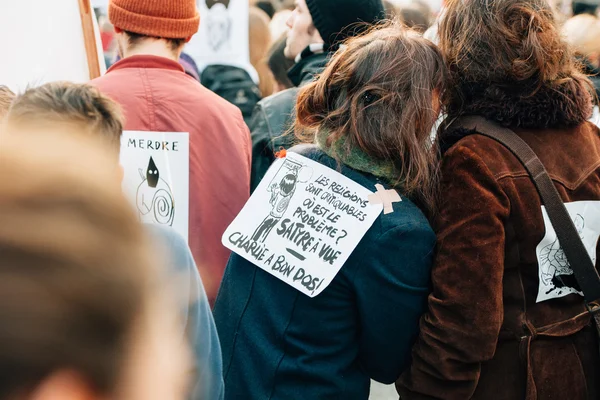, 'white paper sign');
120,131,190,241
186,0,250,71
222,153,383,297
536,200,600,303
0,0,105,92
